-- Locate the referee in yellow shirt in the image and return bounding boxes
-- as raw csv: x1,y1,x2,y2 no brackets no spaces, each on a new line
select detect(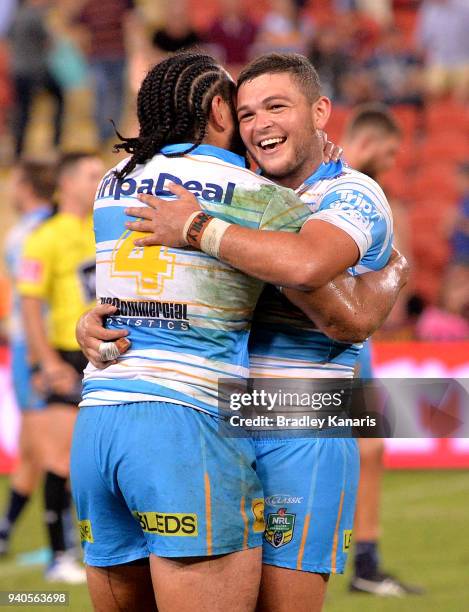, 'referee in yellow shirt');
18,152,104,583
